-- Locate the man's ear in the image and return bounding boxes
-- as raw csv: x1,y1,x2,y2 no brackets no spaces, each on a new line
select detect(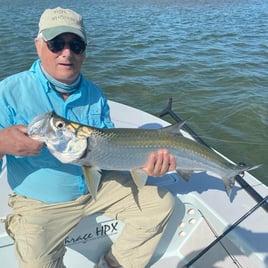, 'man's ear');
34,38,42,58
